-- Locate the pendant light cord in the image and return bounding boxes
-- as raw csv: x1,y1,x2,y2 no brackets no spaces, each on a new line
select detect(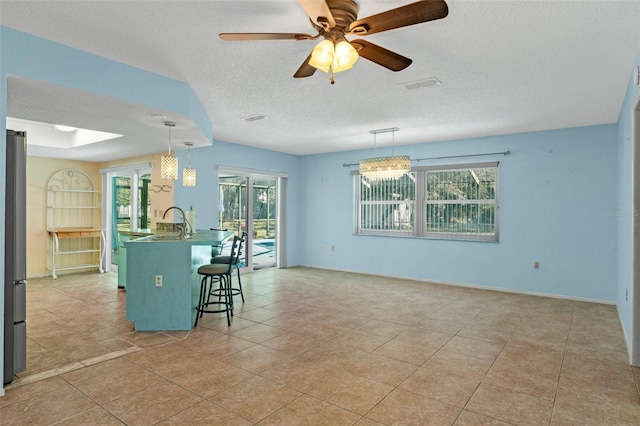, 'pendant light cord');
374,132,377,157
391,129,395,156
165,121,176,155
